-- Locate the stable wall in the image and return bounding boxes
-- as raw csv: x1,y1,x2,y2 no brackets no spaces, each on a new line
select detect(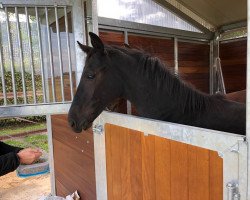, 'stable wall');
220,39,247,93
